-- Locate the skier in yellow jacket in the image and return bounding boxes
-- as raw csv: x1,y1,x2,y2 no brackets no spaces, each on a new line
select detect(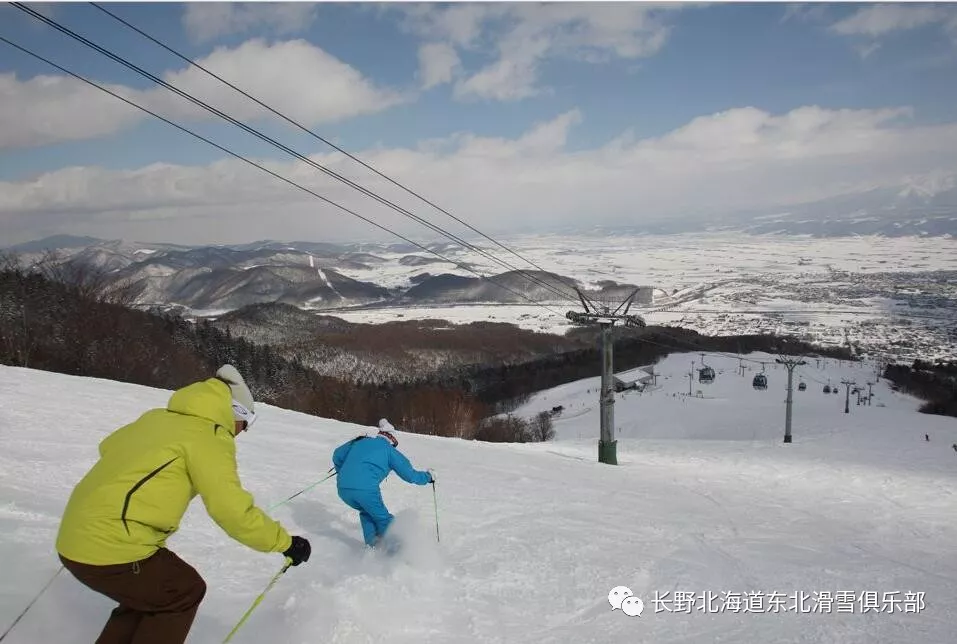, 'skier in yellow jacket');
55,365,311,644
